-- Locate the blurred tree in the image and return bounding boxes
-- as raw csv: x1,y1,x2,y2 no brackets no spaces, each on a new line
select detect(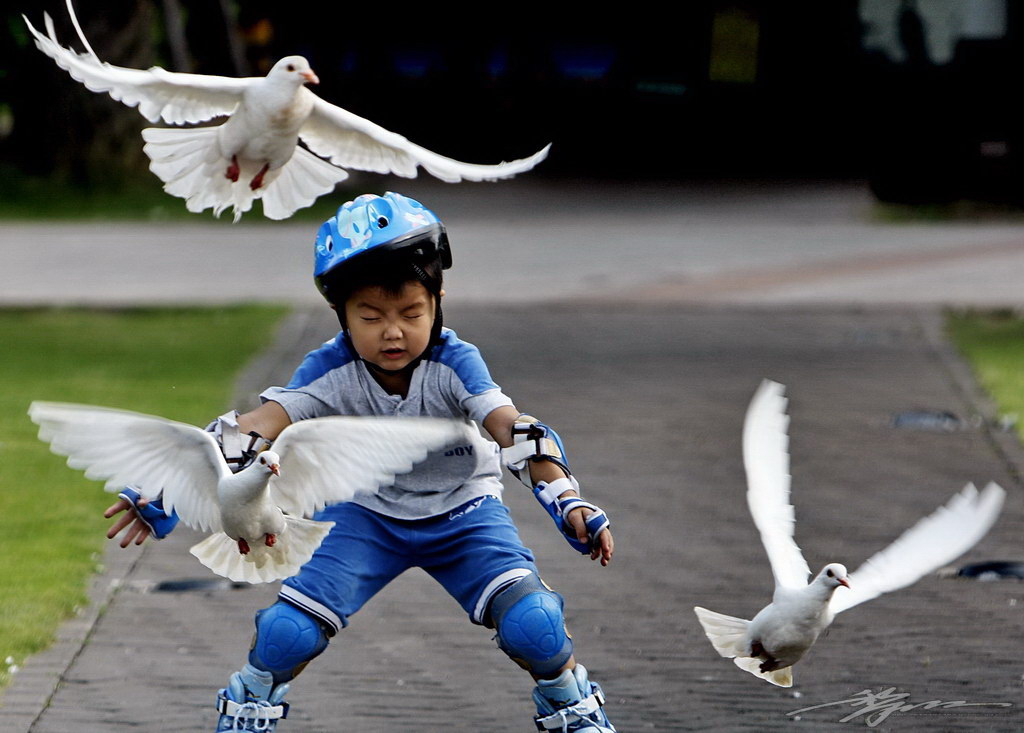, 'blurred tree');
1,0,159,187
161,0,191,72
5,0,1011,193
0,0,250,190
